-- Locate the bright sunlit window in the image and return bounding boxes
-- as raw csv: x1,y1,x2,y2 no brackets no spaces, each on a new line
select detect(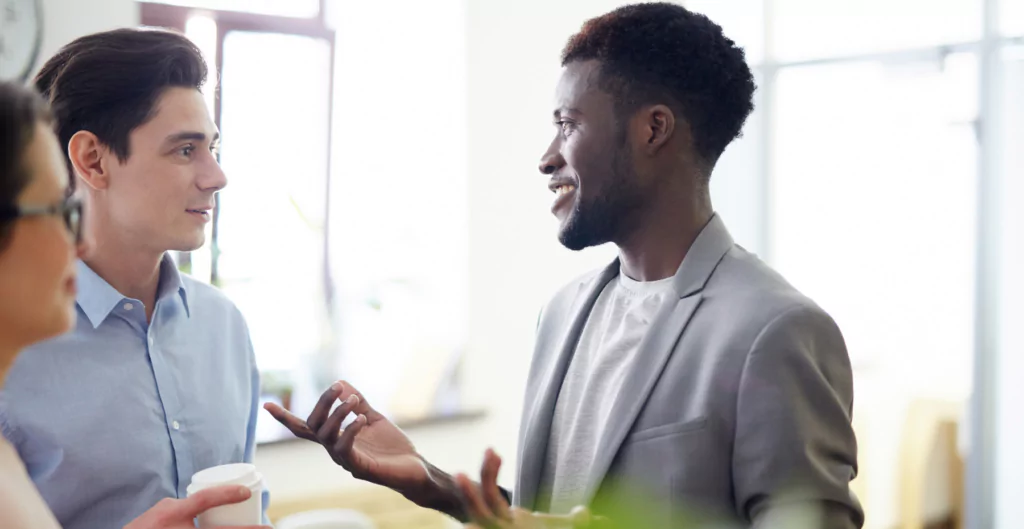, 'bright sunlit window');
685,0,1022,395
143,0,470,442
